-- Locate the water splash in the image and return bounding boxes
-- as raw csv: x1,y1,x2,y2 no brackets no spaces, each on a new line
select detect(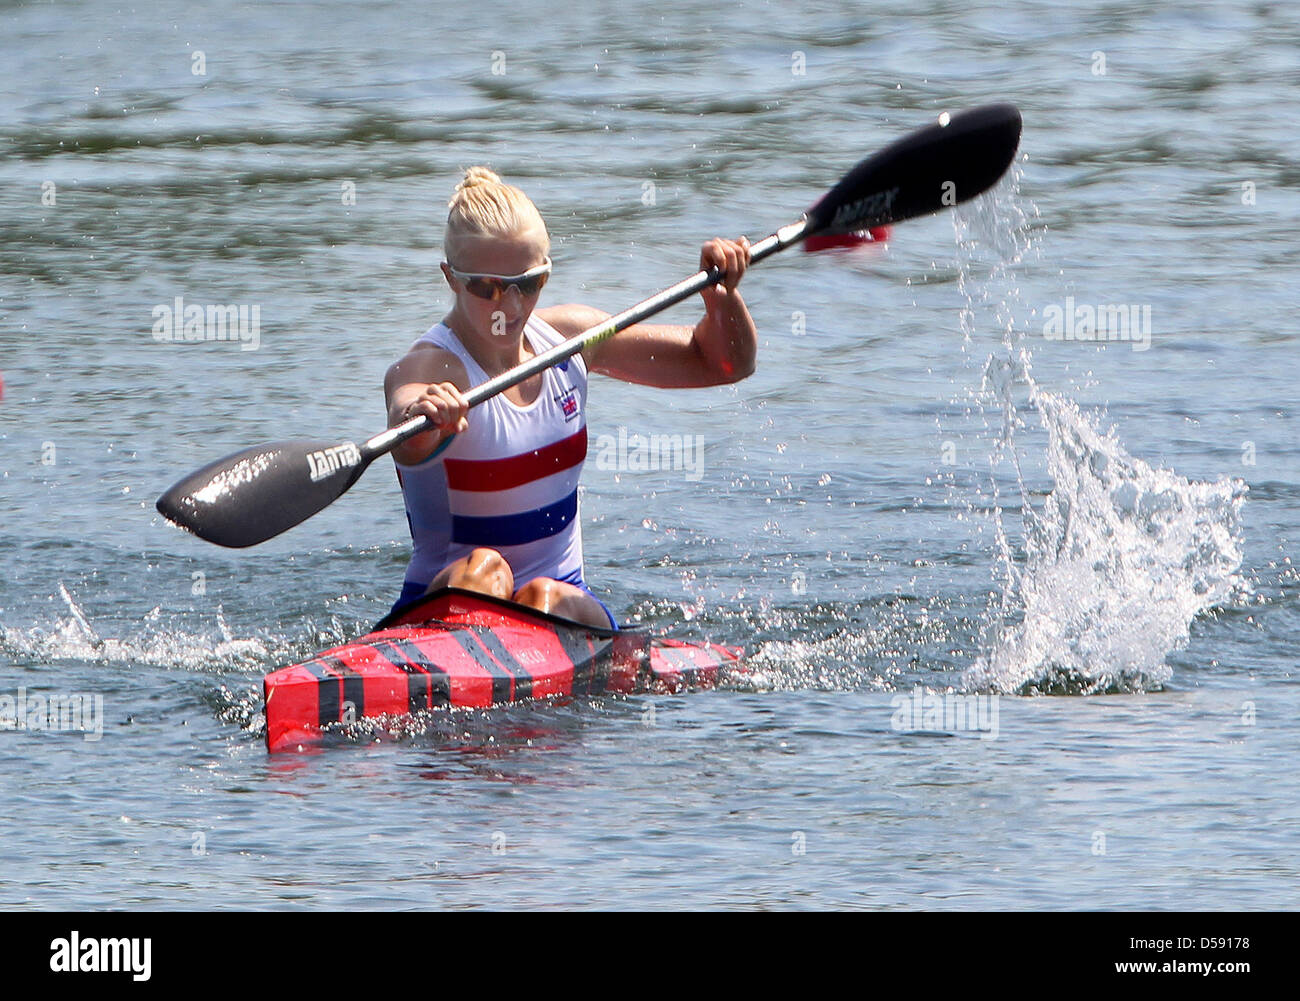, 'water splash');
948,166,1249,695
0,582,338,672
742,628,902,694
0,585,365,741
967,389,1247,694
